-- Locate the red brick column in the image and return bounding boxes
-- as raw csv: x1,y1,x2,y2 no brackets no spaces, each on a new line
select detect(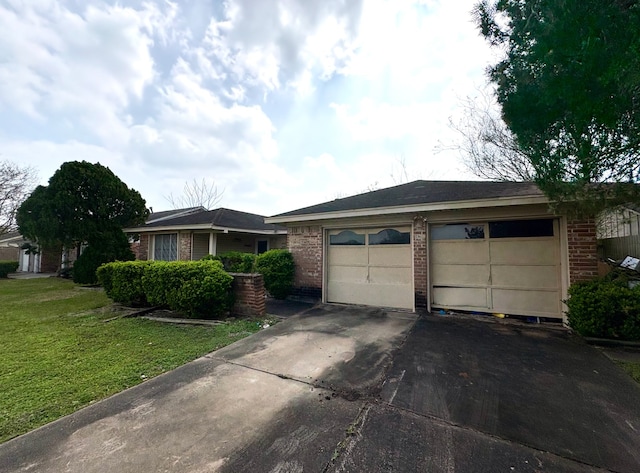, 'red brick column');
40,244,62,273
413,216,428,310
230,273,266,316
567,218,599,284
287,225,322,299
131,234,150,260
178,232,192,261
